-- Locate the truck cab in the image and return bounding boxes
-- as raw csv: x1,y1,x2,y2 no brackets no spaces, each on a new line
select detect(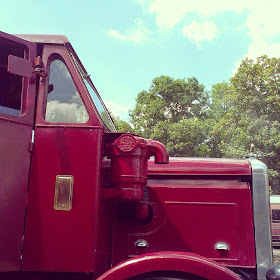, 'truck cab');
0,30,277,280
0,31,117,275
